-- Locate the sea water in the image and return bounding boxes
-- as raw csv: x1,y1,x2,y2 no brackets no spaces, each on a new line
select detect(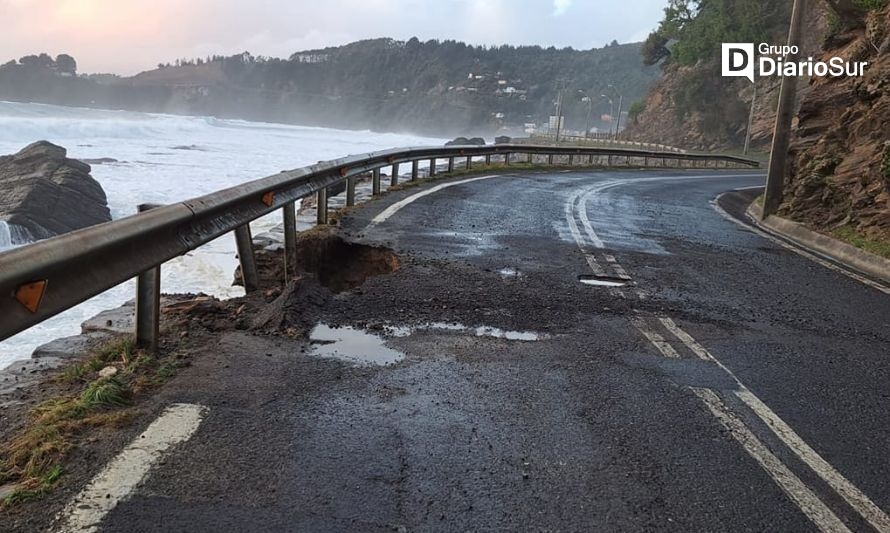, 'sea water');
0,101,443,369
